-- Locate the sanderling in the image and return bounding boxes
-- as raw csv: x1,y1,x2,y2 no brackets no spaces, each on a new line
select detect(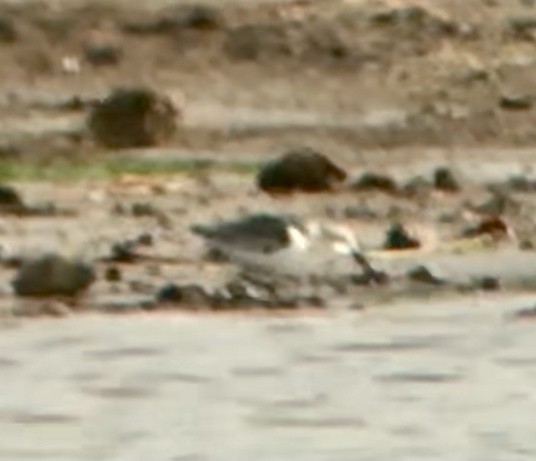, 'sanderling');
190,213,382,282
